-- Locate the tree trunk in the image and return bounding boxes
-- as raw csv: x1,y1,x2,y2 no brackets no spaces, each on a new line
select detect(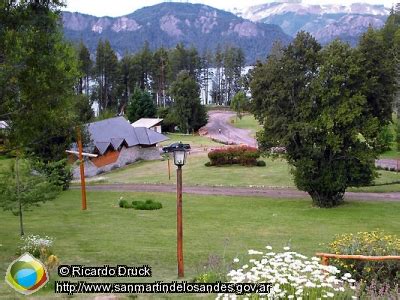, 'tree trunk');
308,190,345,208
